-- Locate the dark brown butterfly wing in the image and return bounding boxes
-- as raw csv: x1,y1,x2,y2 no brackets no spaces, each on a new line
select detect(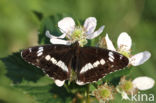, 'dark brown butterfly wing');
76,46,129,85
21,44,74,81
